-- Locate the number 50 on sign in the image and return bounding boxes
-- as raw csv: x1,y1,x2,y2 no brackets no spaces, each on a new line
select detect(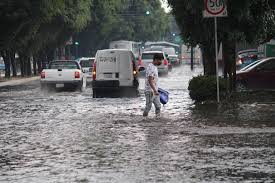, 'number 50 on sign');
203,0,227,17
